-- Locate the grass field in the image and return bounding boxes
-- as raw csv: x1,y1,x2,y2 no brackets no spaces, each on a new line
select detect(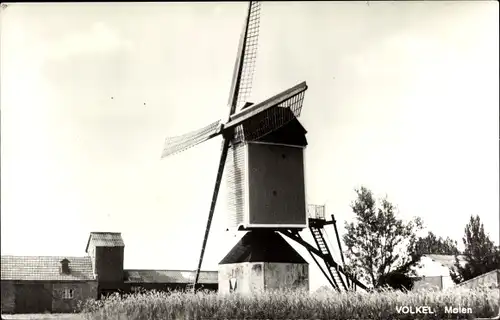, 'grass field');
2,315,84,320
75,287,499,320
